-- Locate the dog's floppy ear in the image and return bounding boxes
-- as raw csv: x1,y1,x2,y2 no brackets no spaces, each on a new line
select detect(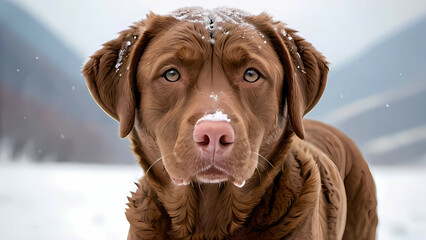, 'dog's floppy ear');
83,14,178,138
248,14,329,139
